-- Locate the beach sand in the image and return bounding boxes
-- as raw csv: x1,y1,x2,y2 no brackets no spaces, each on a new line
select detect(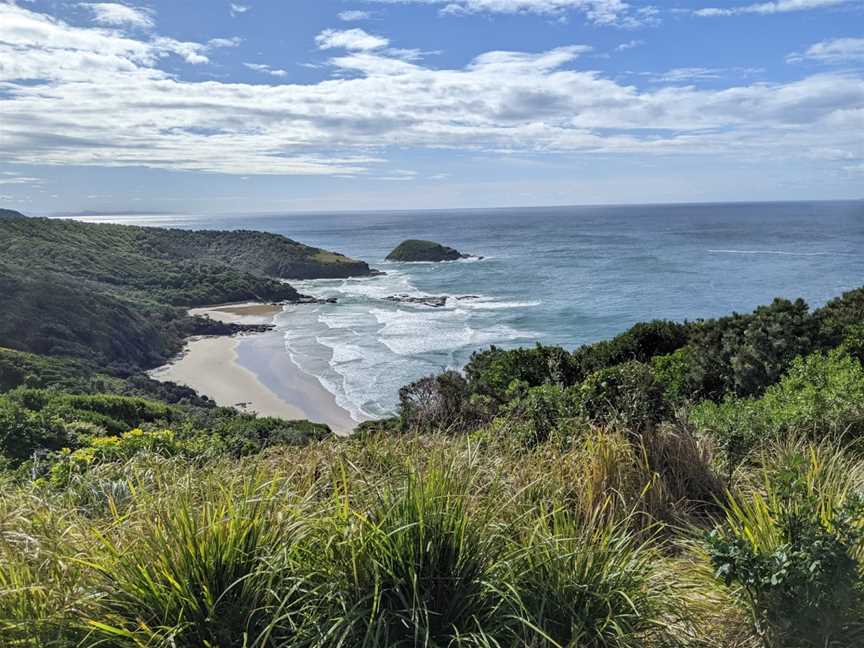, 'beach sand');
189,302,283,325
150,303,358,435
